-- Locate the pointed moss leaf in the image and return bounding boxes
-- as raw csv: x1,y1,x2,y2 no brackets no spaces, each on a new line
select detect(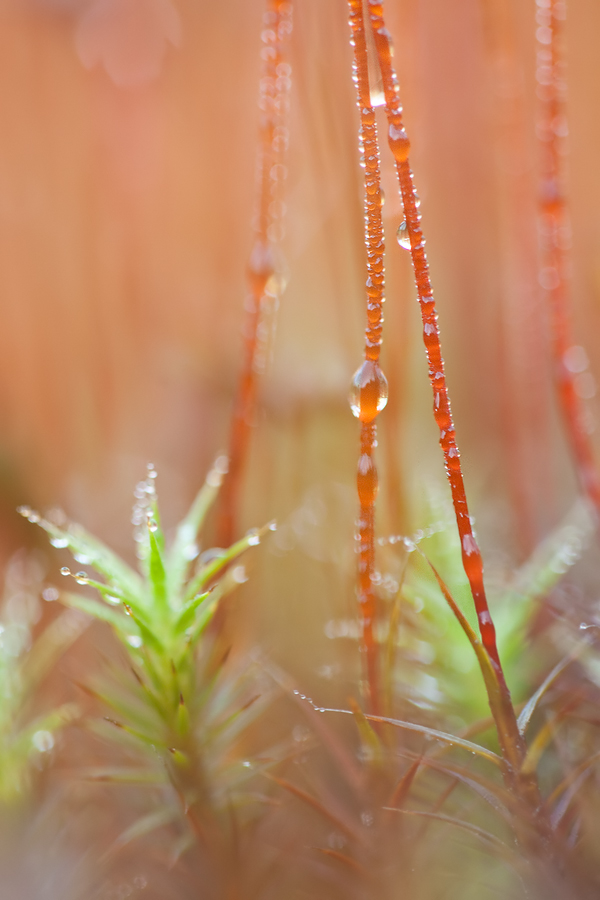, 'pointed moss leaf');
12,703,79,759
61,592,137,635
210,694,269,749
173,589,213,635
264,773,361,842
114,806,182,849
83,767,165,784
40,519,144,605
167,477,222,600
183,528,264,604
176,696,190,736
86,683,163,737
104,717,167,749
22,609,89,694
147,529,168,613
383,809,514,857
322,708,502,766
187,592,220,646
517,643,585,736
509,499,593,605
167,832,196,868
348,697,383,768
123,605,165,655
